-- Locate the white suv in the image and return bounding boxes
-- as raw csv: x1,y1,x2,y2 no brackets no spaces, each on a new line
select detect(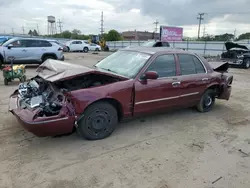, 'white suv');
0,38,64,65
65,40,90,53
